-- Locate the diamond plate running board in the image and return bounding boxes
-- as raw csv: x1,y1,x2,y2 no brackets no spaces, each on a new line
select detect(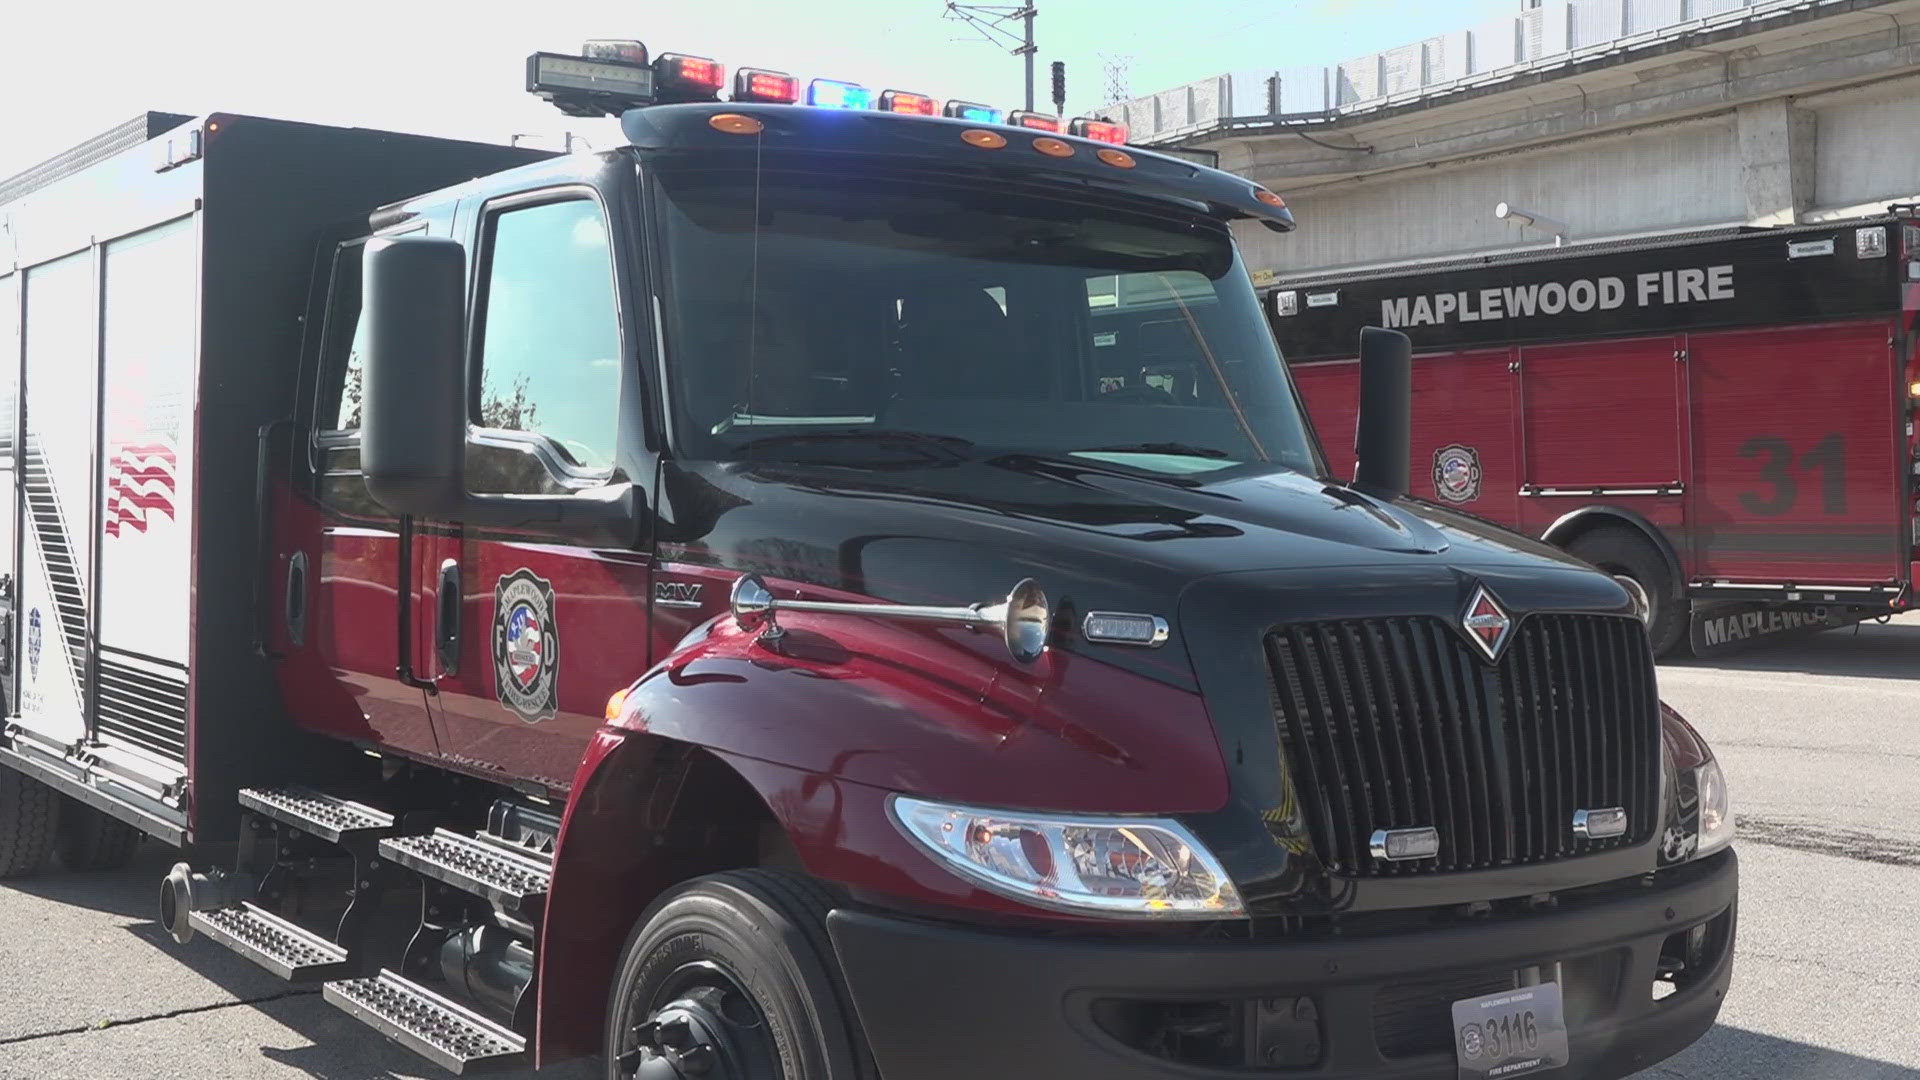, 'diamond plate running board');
324,969,527,1074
